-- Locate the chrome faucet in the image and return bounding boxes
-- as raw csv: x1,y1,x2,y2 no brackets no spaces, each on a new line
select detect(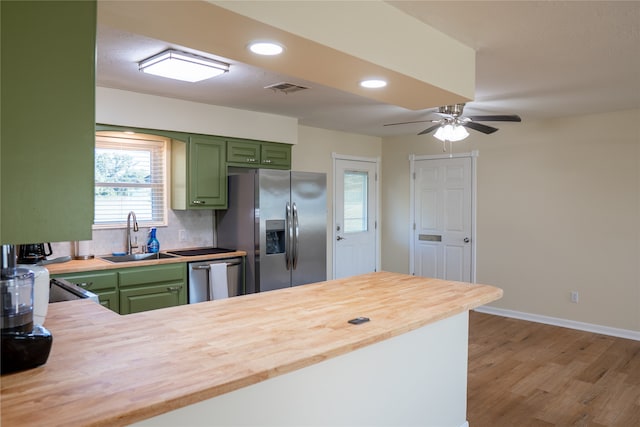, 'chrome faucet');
126,211,139,255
